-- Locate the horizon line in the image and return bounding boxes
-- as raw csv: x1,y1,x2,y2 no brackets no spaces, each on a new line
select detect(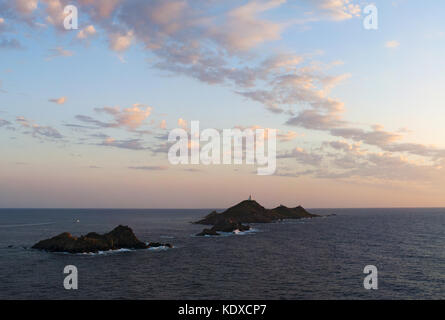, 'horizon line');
1,206,445,210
